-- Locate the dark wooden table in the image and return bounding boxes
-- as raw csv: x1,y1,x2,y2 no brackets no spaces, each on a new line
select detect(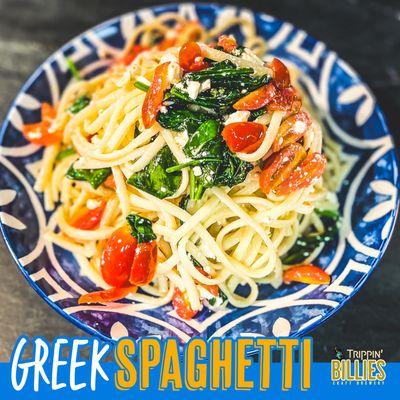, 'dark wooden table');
0,0,399,361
